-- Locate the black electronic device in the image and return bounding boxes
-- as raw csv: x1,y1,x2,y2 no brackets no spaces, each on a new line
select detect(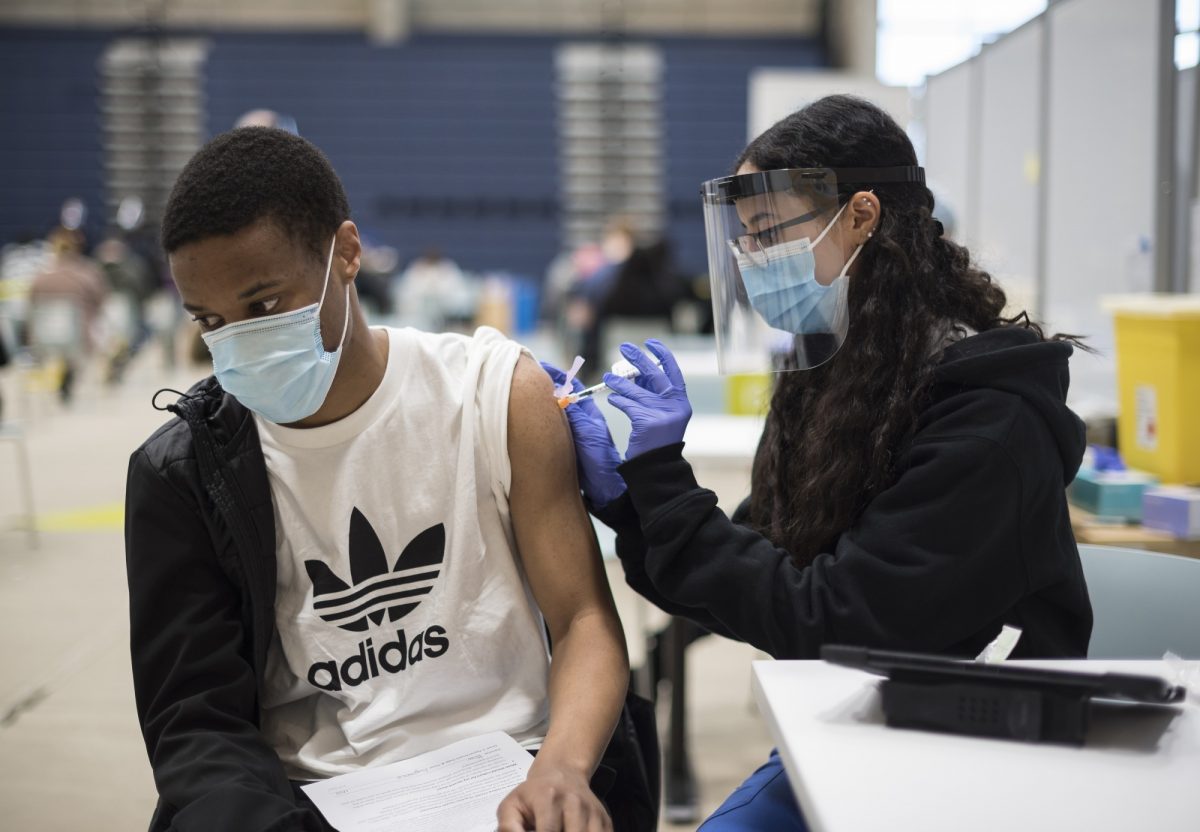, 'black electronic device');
821,644,1186,745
